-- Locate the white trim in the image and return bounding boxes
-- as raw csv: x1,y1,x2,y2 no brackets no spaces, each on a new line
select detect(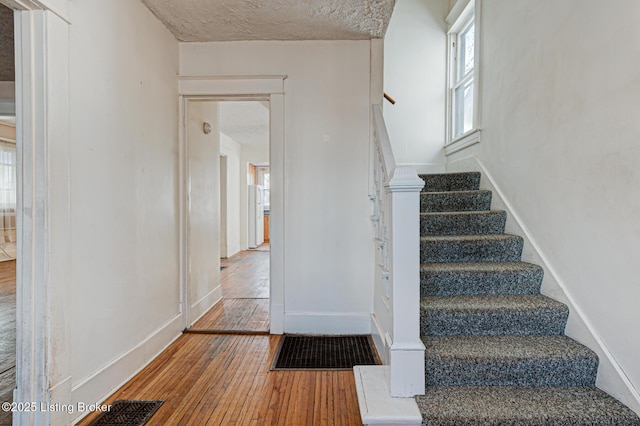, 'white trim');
444,128,481,156
445,0,482,146
447,155,640,415
354,366,422,426
178,76,286,335
189,285,222,327
12,7,72,425
71,314,183,424
284,312,372,334
0,0,70,23
370,314,388,364
178,75,286,96
446,0,473,27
